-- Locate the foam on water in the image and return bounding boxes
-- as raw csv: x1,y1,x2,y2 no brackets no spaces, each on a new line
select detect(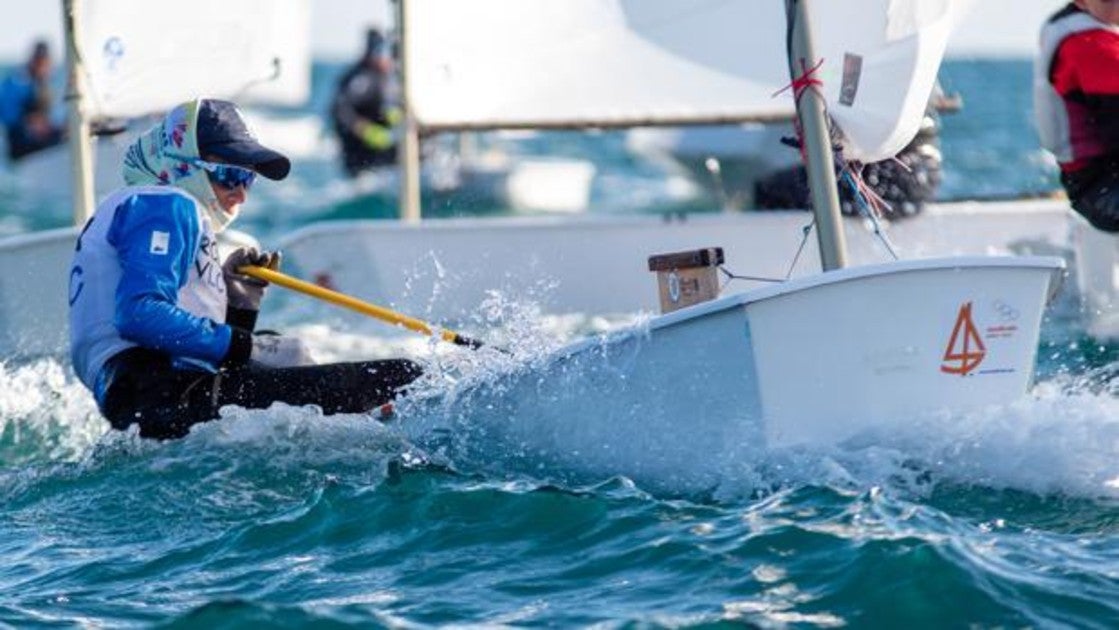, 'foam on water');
0,401,420,528
413,379,1119,503
753,381,1119,499
0,359,105,465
